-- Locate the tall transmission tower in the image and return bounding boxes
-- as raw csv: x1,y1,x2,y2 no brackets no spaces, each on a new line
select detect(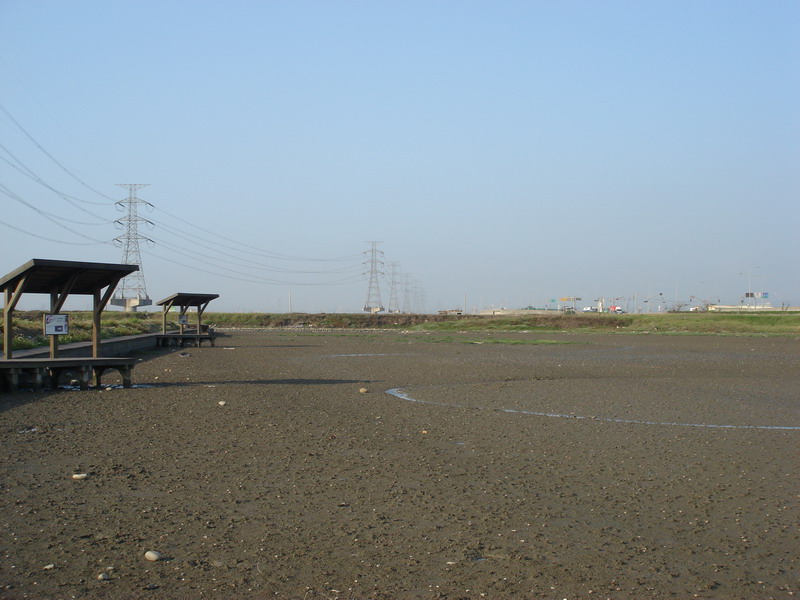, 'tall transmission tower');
386,261,401,314
362,241,384,313
401,274,412,314
110,184,154,312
